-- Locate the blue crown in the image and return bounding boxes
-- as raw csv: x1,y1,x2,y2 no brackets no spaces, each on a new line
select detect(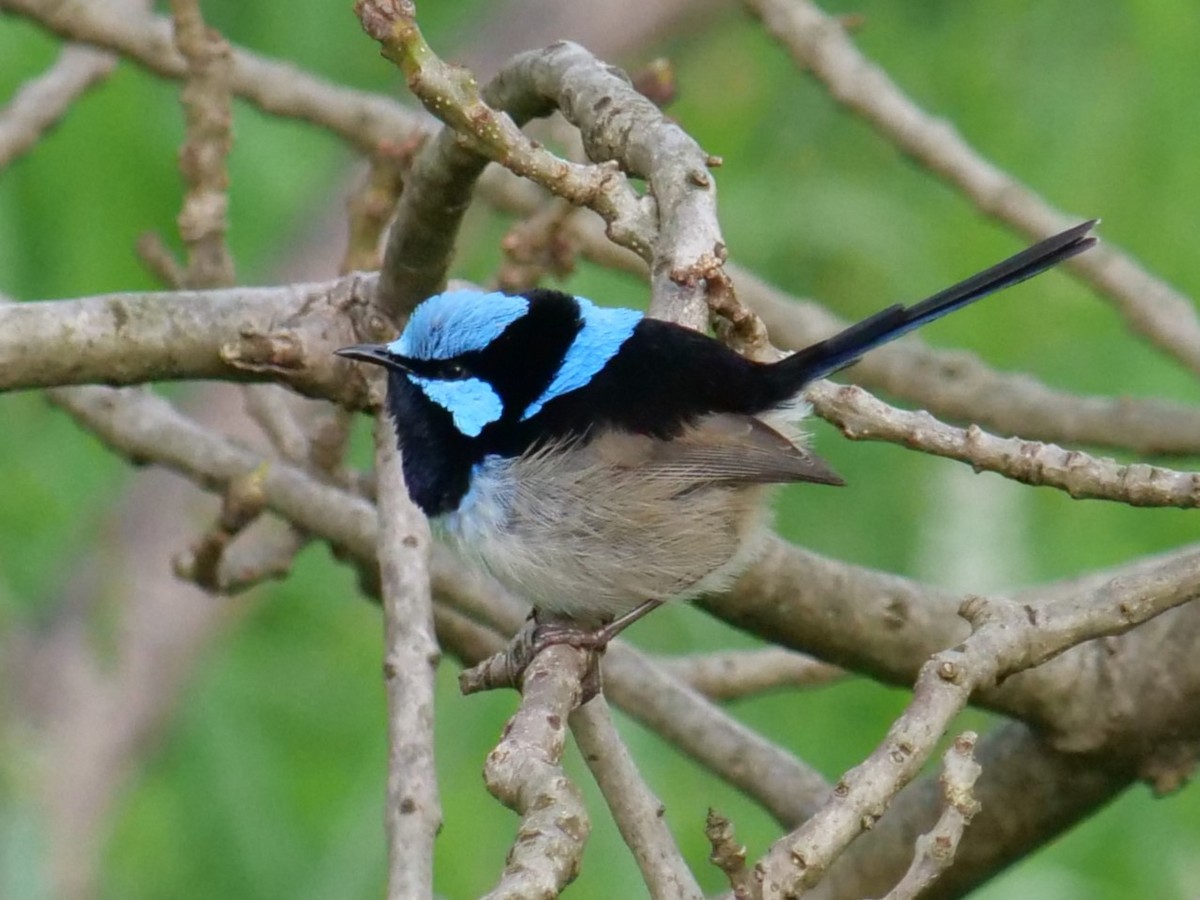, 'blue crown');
390,290,530,361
